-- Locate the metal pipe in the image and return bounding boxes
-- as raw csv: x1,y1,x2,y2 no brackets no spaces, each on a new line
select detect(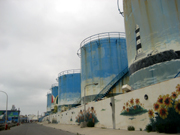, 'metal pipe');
117,0,124,17
0,90,8,125
83,83,98,124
